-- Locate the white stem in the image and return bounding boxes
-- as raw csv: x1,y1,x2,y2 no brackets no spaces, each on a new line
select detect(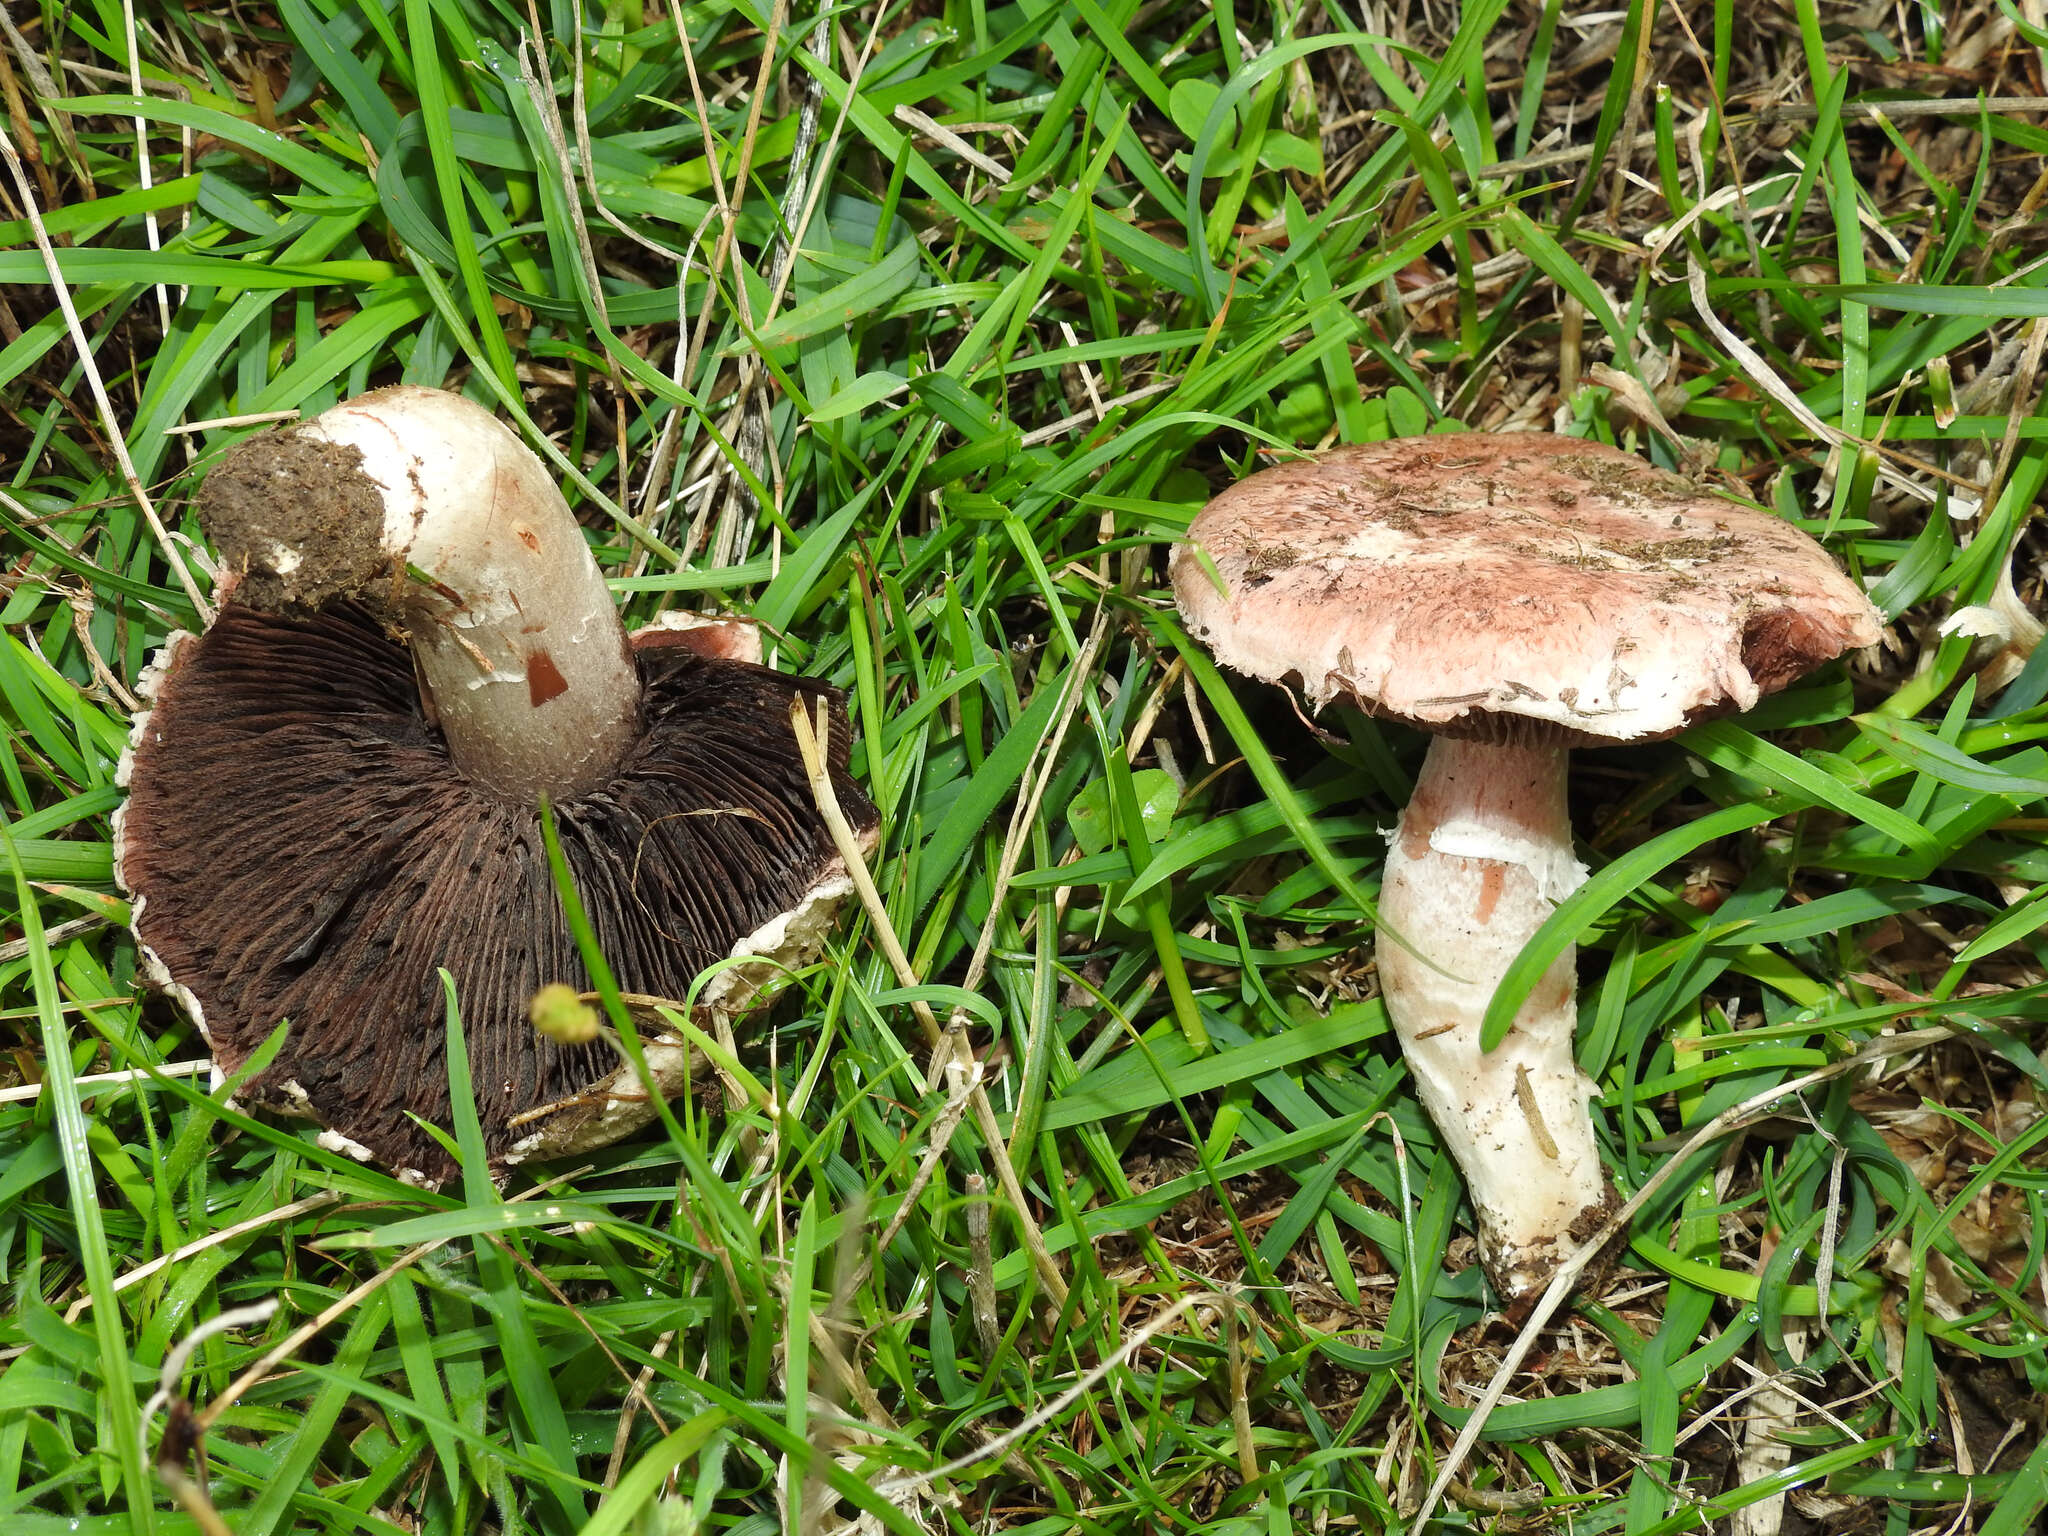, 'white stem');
216,386,641,805
1376,735,1613,1304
